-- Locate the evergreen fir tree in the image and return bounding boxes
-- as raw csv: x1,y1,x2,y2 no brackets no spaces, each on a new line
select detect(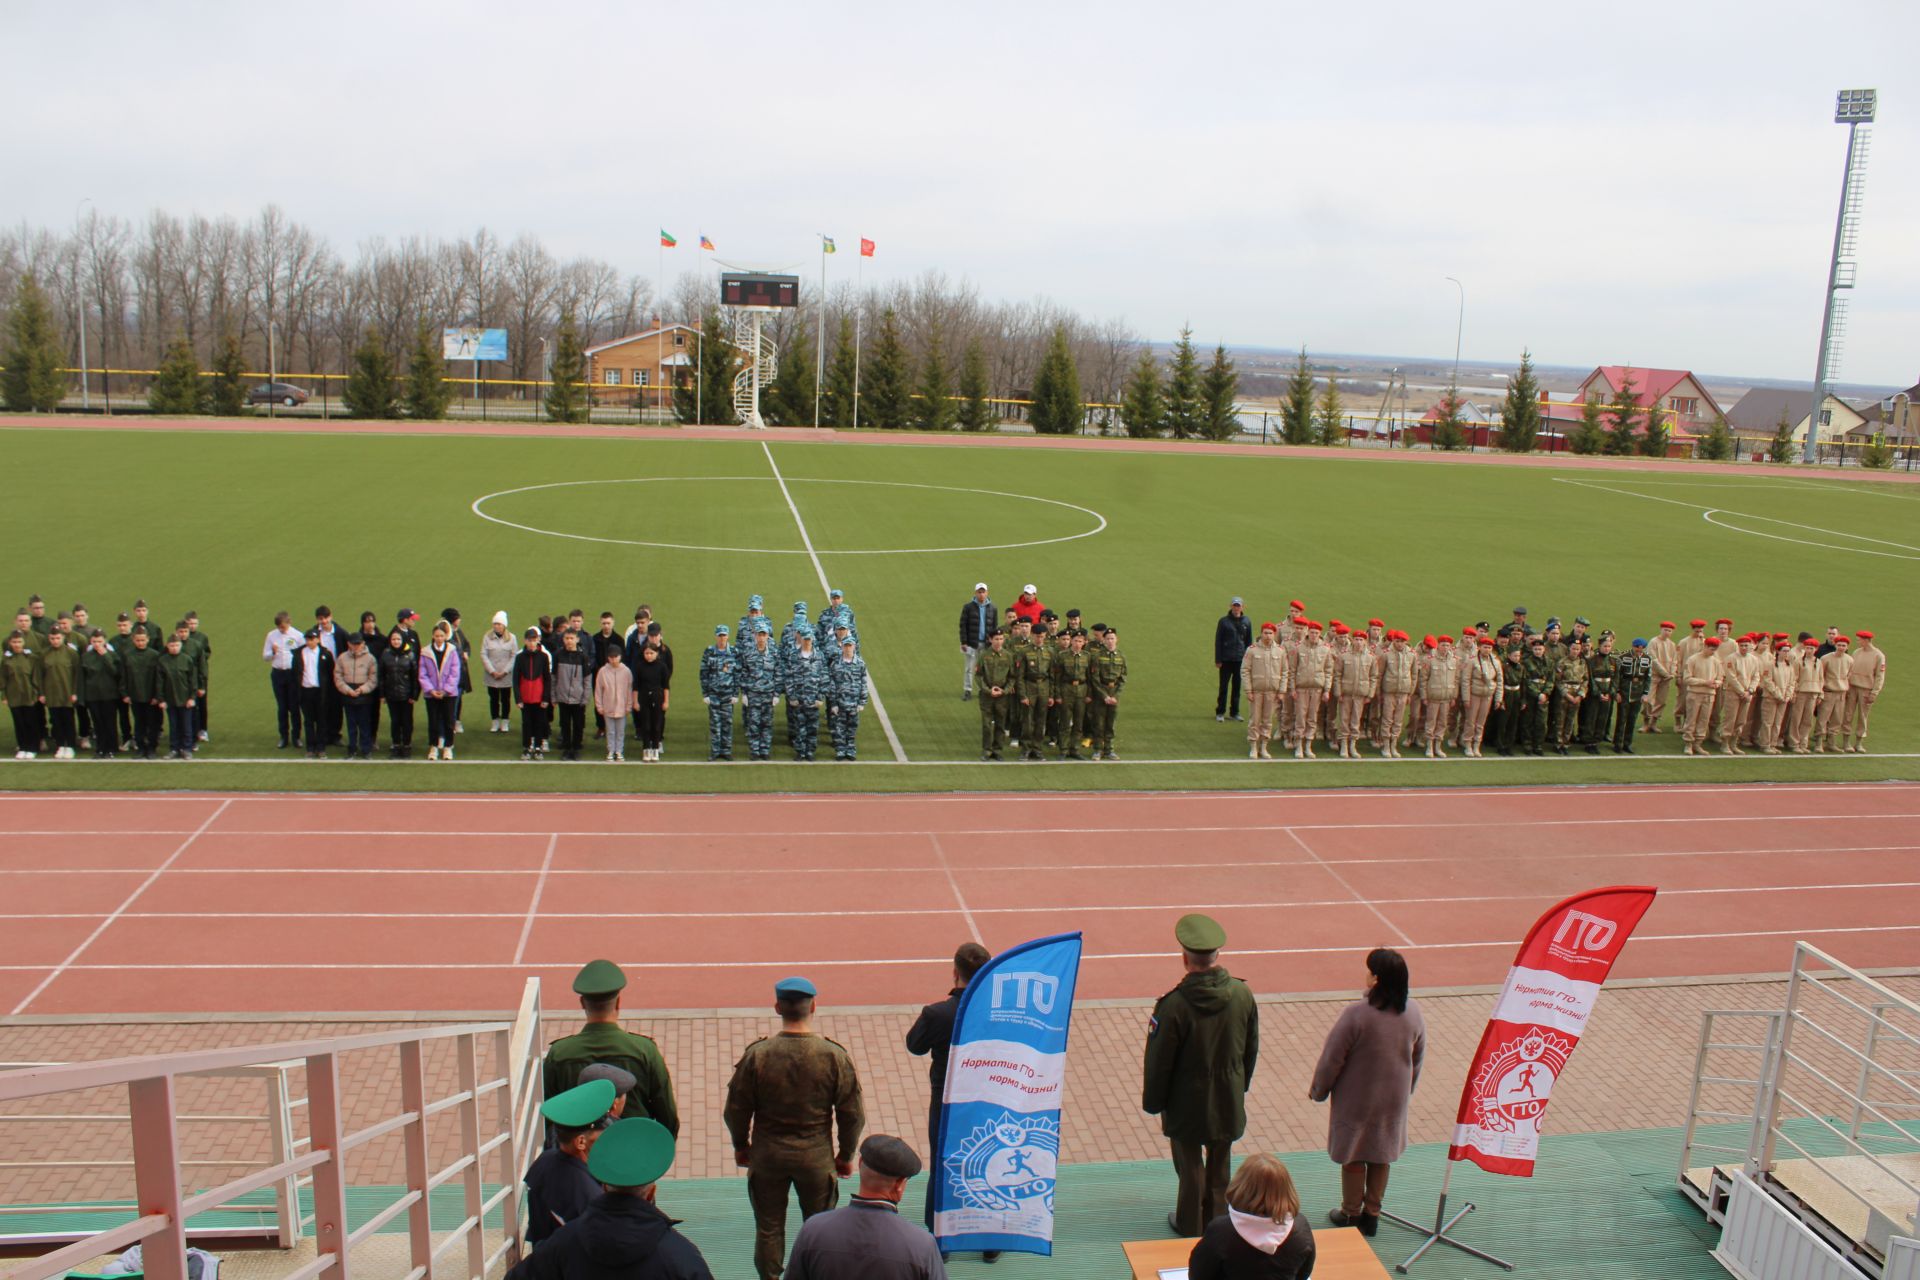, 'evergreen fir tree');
1570,396,1606,455
208,331,248,416
342,332,398,420
1,275,68,413
1768,410,1795,463
1281,347,1316,445
1160,326,1203,439
763,325,814,427
1199,343,1240,441
147,338,204,415
1315,375,1344,446
675,310,740,425
1639,403,1672,457
1861,432,1893,470
1604,373,1641,455
957,340,994,432
822,317,857,428
861,308,911,429
403,320,451,420
1496,349,1542,453
1120,349,1163,439
1697,412,1734,461
545,311,588,424
1430,390,1468,451
914,325,955,431
1027,325,1083,436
